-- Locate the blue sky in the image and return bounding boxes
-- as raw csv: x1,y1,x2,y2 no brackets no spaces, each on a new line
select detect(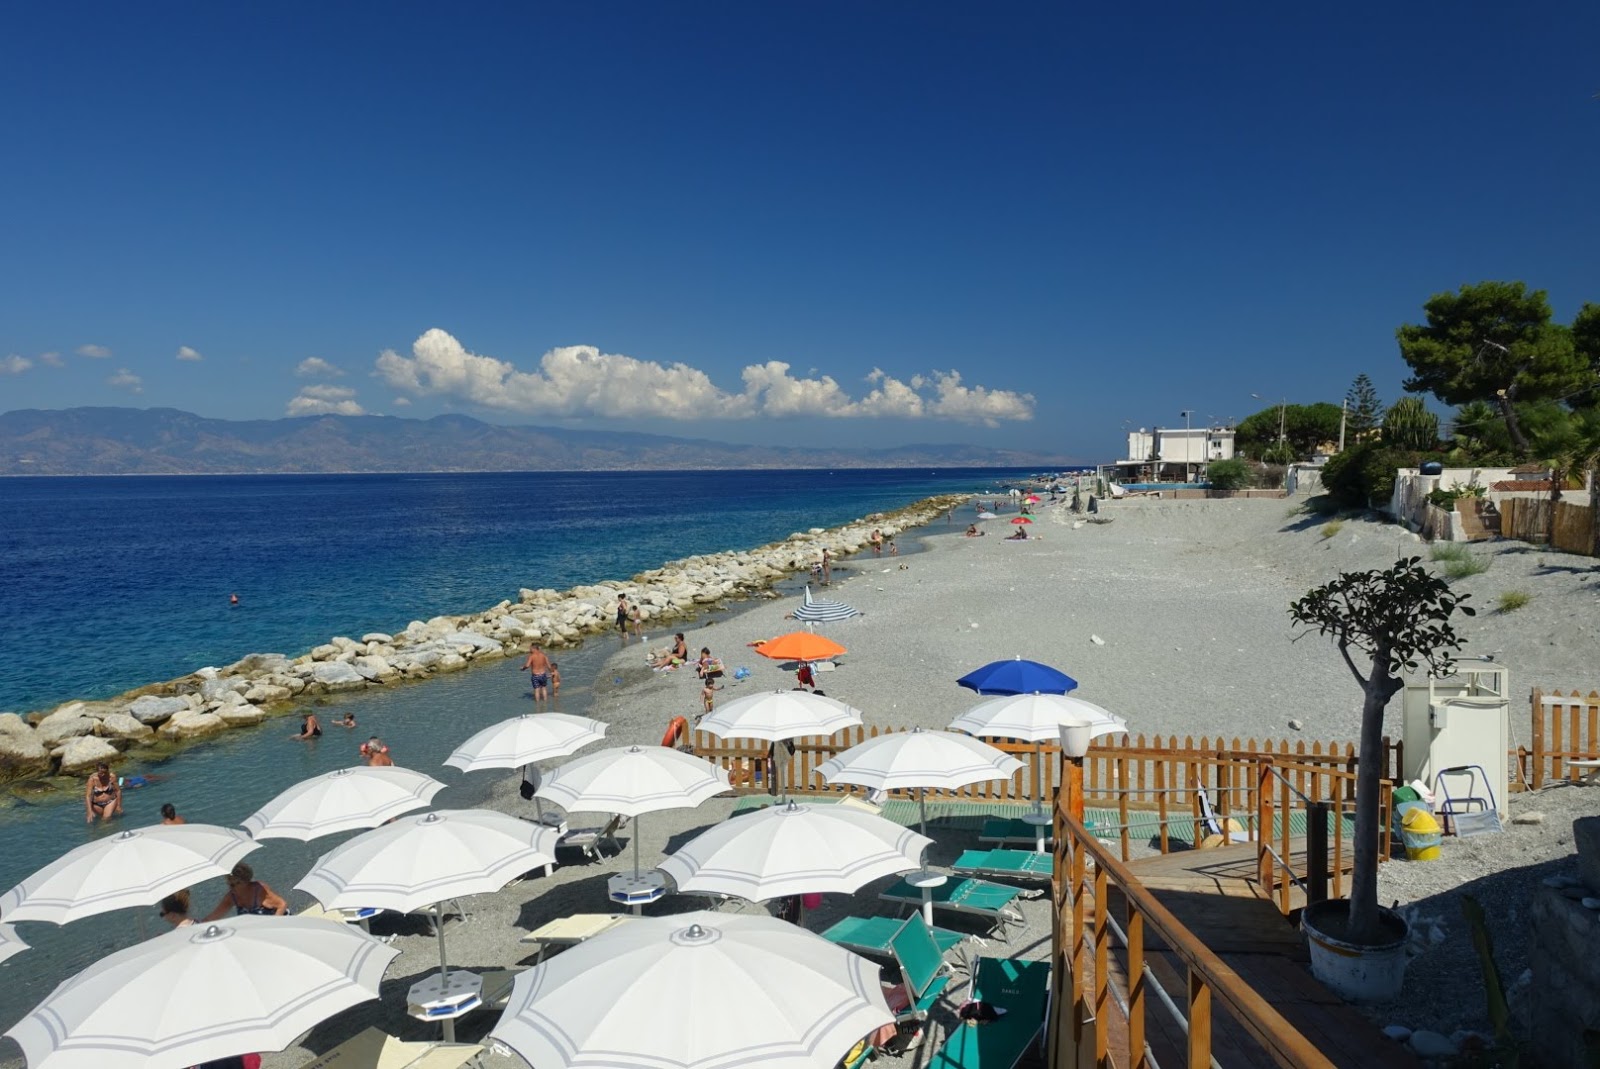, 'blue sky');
2,3,1596,460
